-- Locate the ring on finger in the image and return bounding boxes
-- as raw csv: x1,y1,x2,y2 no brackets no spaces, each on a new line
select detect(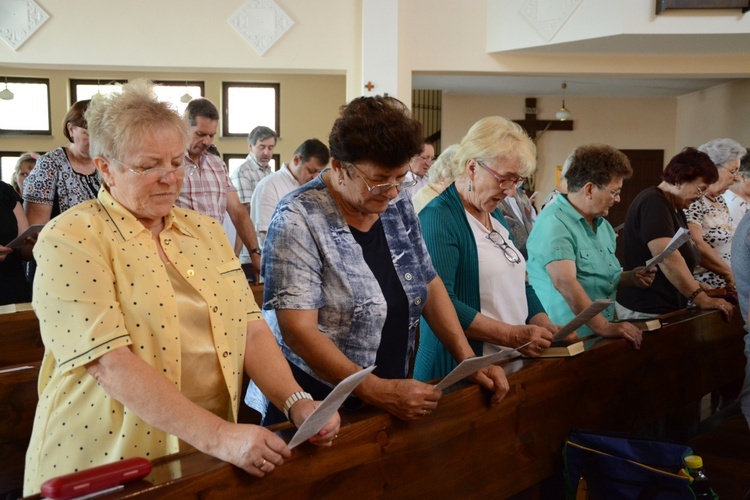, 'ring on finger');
258,459,267,470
